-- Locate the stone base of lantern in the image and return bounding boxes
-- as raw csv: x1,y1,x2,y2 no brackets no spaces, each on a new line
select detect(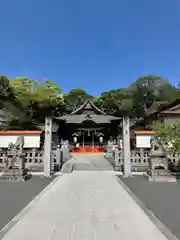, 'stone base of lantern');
147,169,176,183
